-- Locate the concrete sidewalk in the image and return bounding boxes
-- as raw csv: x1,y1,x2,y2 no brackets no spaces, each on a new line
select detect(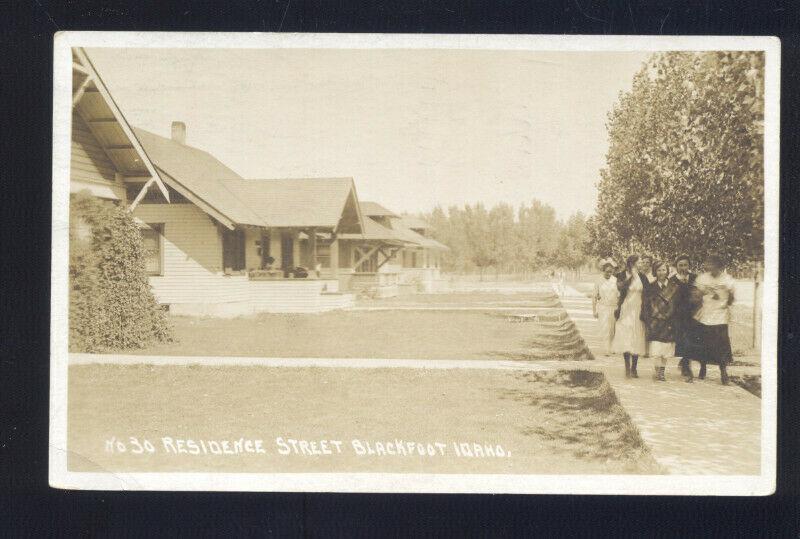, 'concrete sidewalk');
559,285,761,475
